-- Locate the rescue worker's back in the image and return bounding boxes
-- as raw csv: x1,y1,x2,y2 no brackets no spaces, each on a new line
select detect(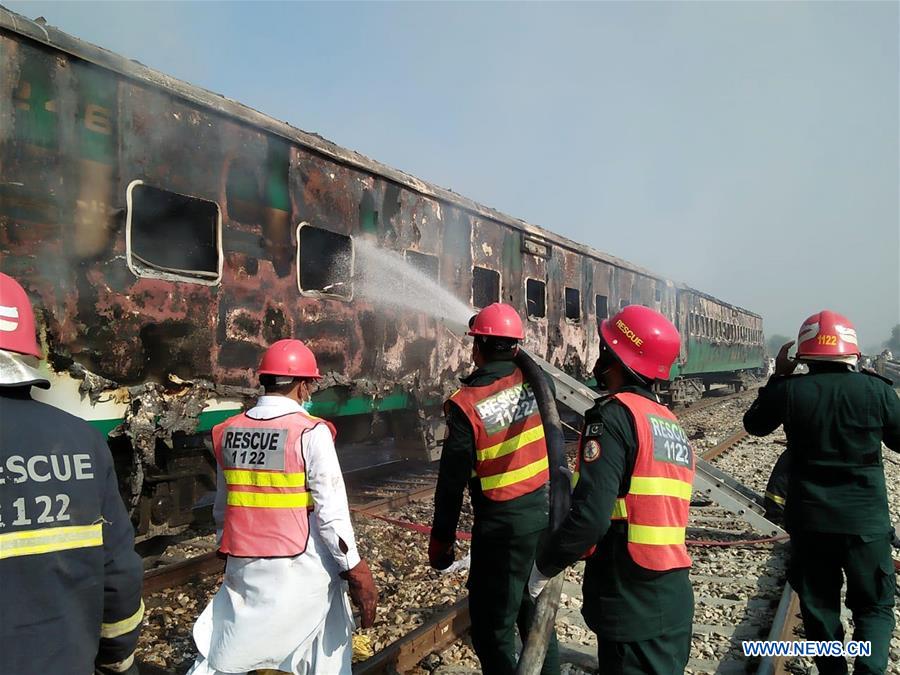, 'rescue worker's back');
744,364,900,534
743,310,899,675
0,272,143,675
0,393,144,674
